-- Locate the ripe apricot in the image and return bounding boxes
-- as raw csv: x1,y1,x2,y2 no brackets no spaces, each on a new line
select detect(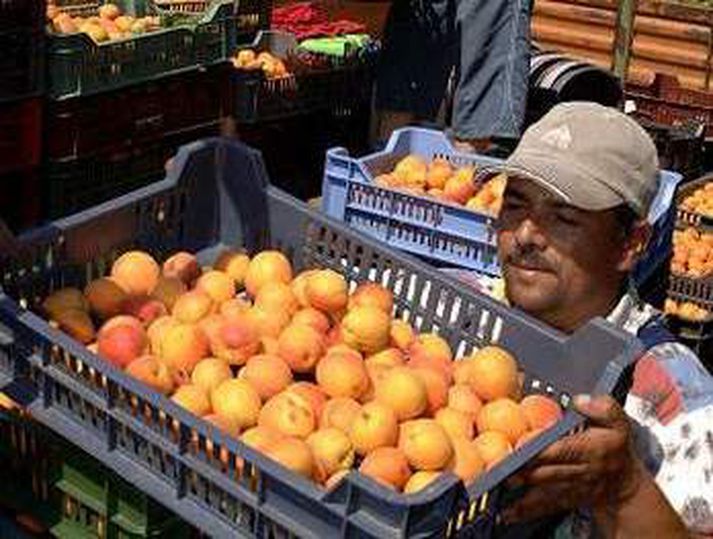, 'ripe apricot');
160,323,209,374
519,395,563,431
459,346,519,402
449,438,485,483
307,428,355,482
172,290,215,324
244,250,293,297
291,308,331,334
196,271,235,304
448,385,483,423
472,431,512,469
374,367,428,421
287,382,327,419
211,379,261,430
390,319,416,351
435,407,474,441
111,251,160,296
214,250,250,287
349,401,399,456
172,384,211,417
258,391,316,439
348,283,394,314
240,354,293,401
404,470,441,494
316,350,369,399
341,306,391,355
264,437,315,480
305,269,349,314
277,323,325,373
319,397,362,434
476,398,528,445
255,282,299,316
399,419,453,471
163,252,201,285
359,447,411,491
